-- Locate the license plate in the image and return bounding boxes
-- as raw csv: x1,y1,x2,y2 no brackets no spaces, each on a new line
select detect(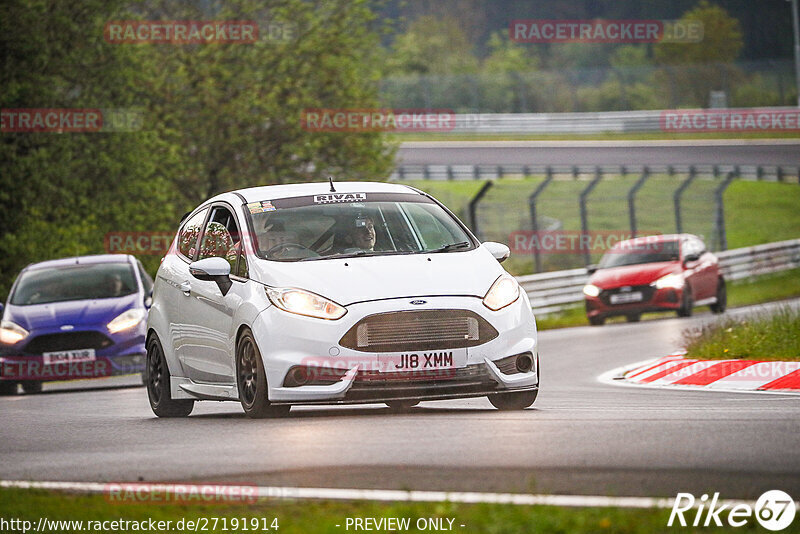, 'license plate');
610,292,643,304
43,349,96,365
378,348,467,373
